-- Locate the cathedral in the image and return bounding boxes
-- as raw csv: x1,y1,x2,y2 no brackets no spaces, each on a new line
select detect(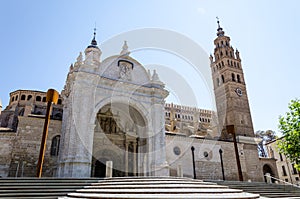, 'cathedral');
0,21,277,181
